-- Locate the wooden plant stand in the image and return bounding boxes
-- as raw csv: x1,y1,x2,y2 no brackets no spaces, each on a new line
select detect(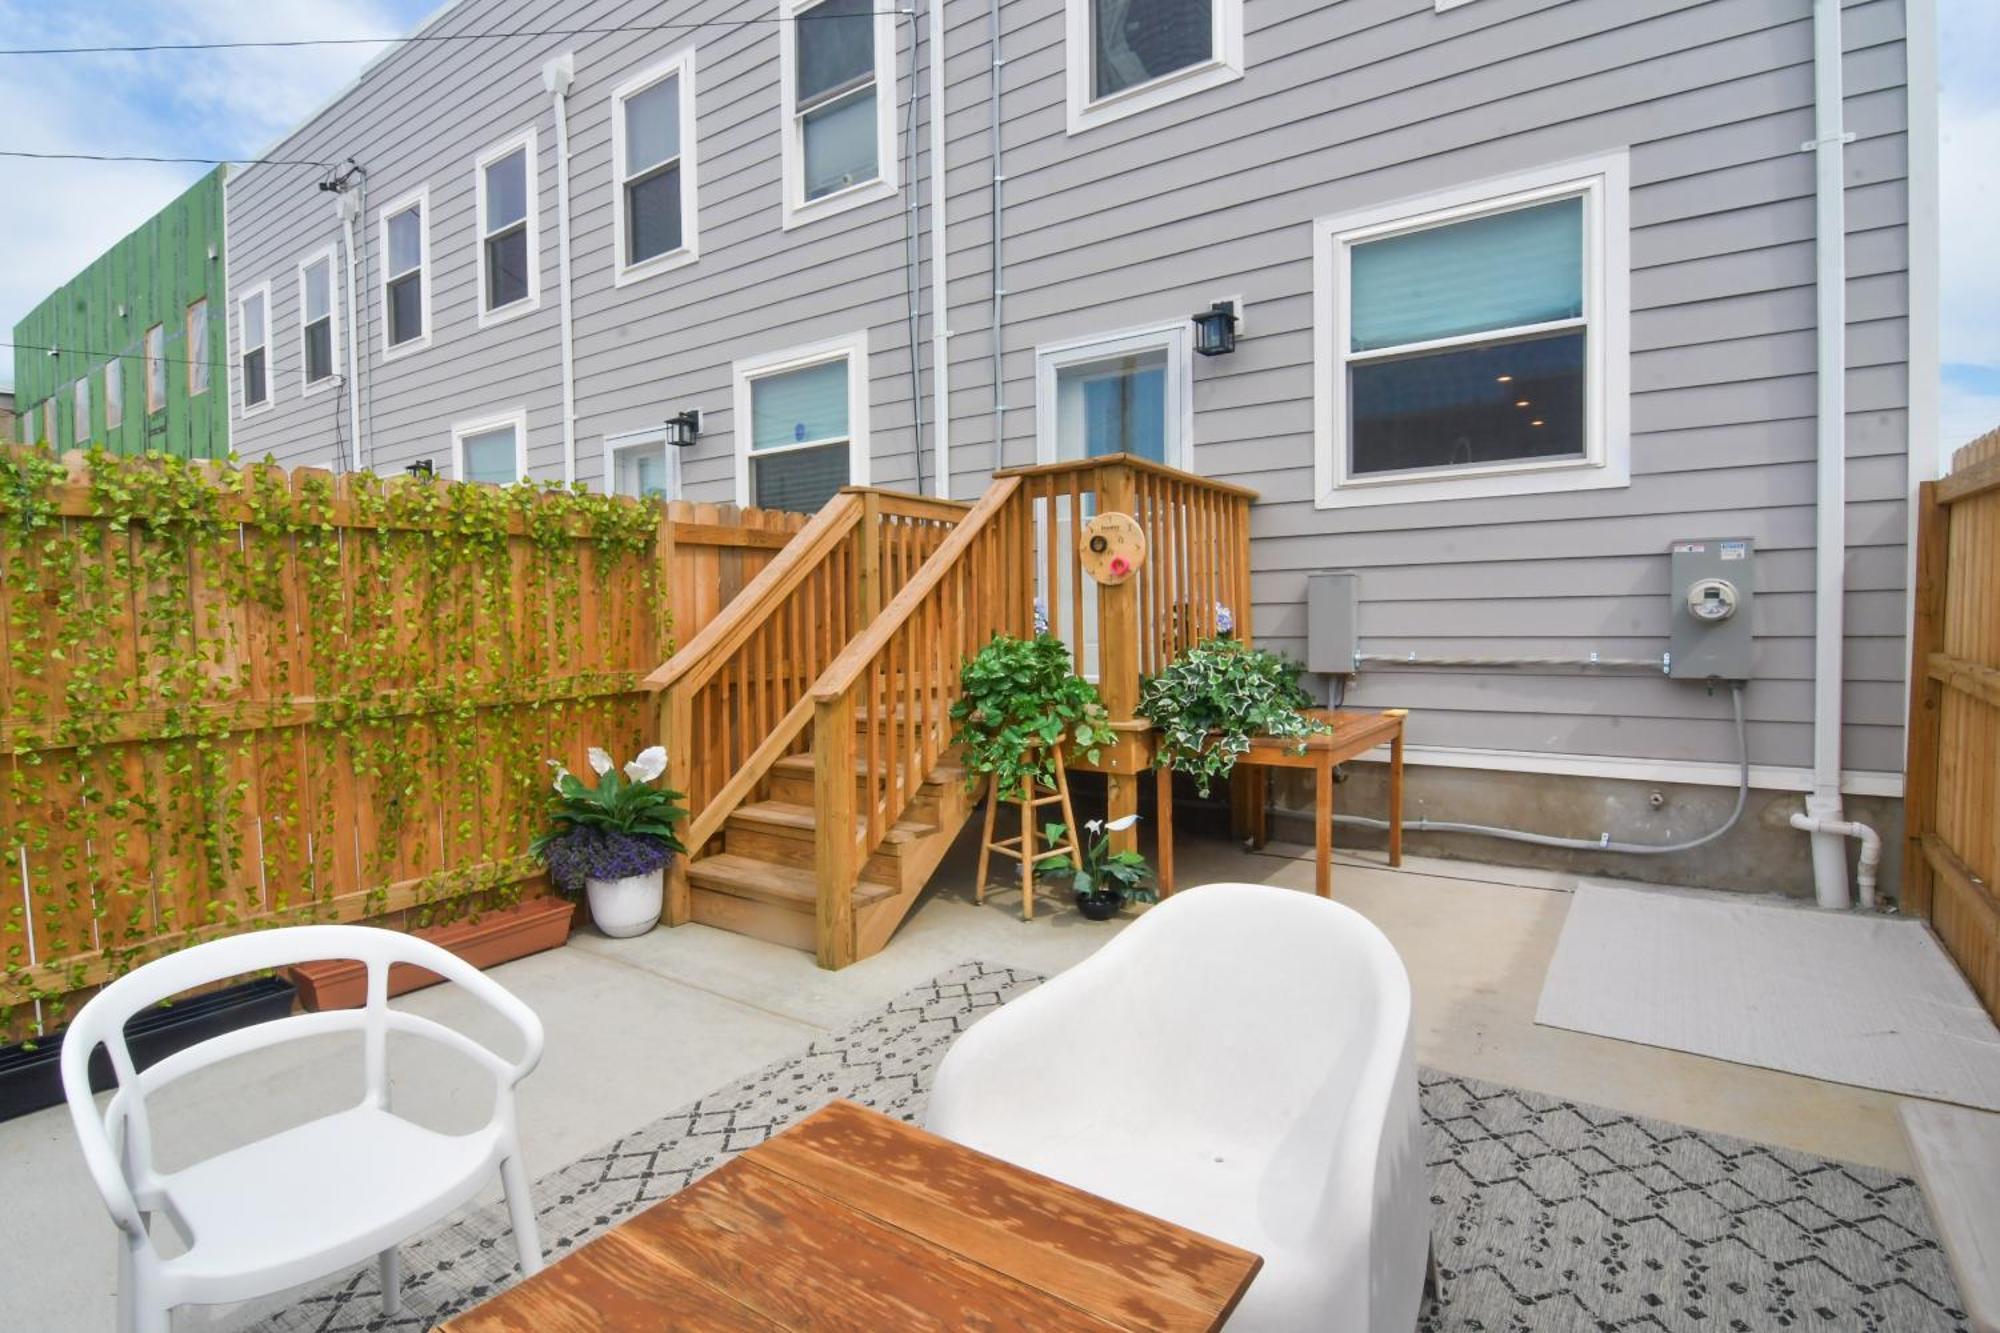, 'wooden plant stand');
975,747,1083,921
